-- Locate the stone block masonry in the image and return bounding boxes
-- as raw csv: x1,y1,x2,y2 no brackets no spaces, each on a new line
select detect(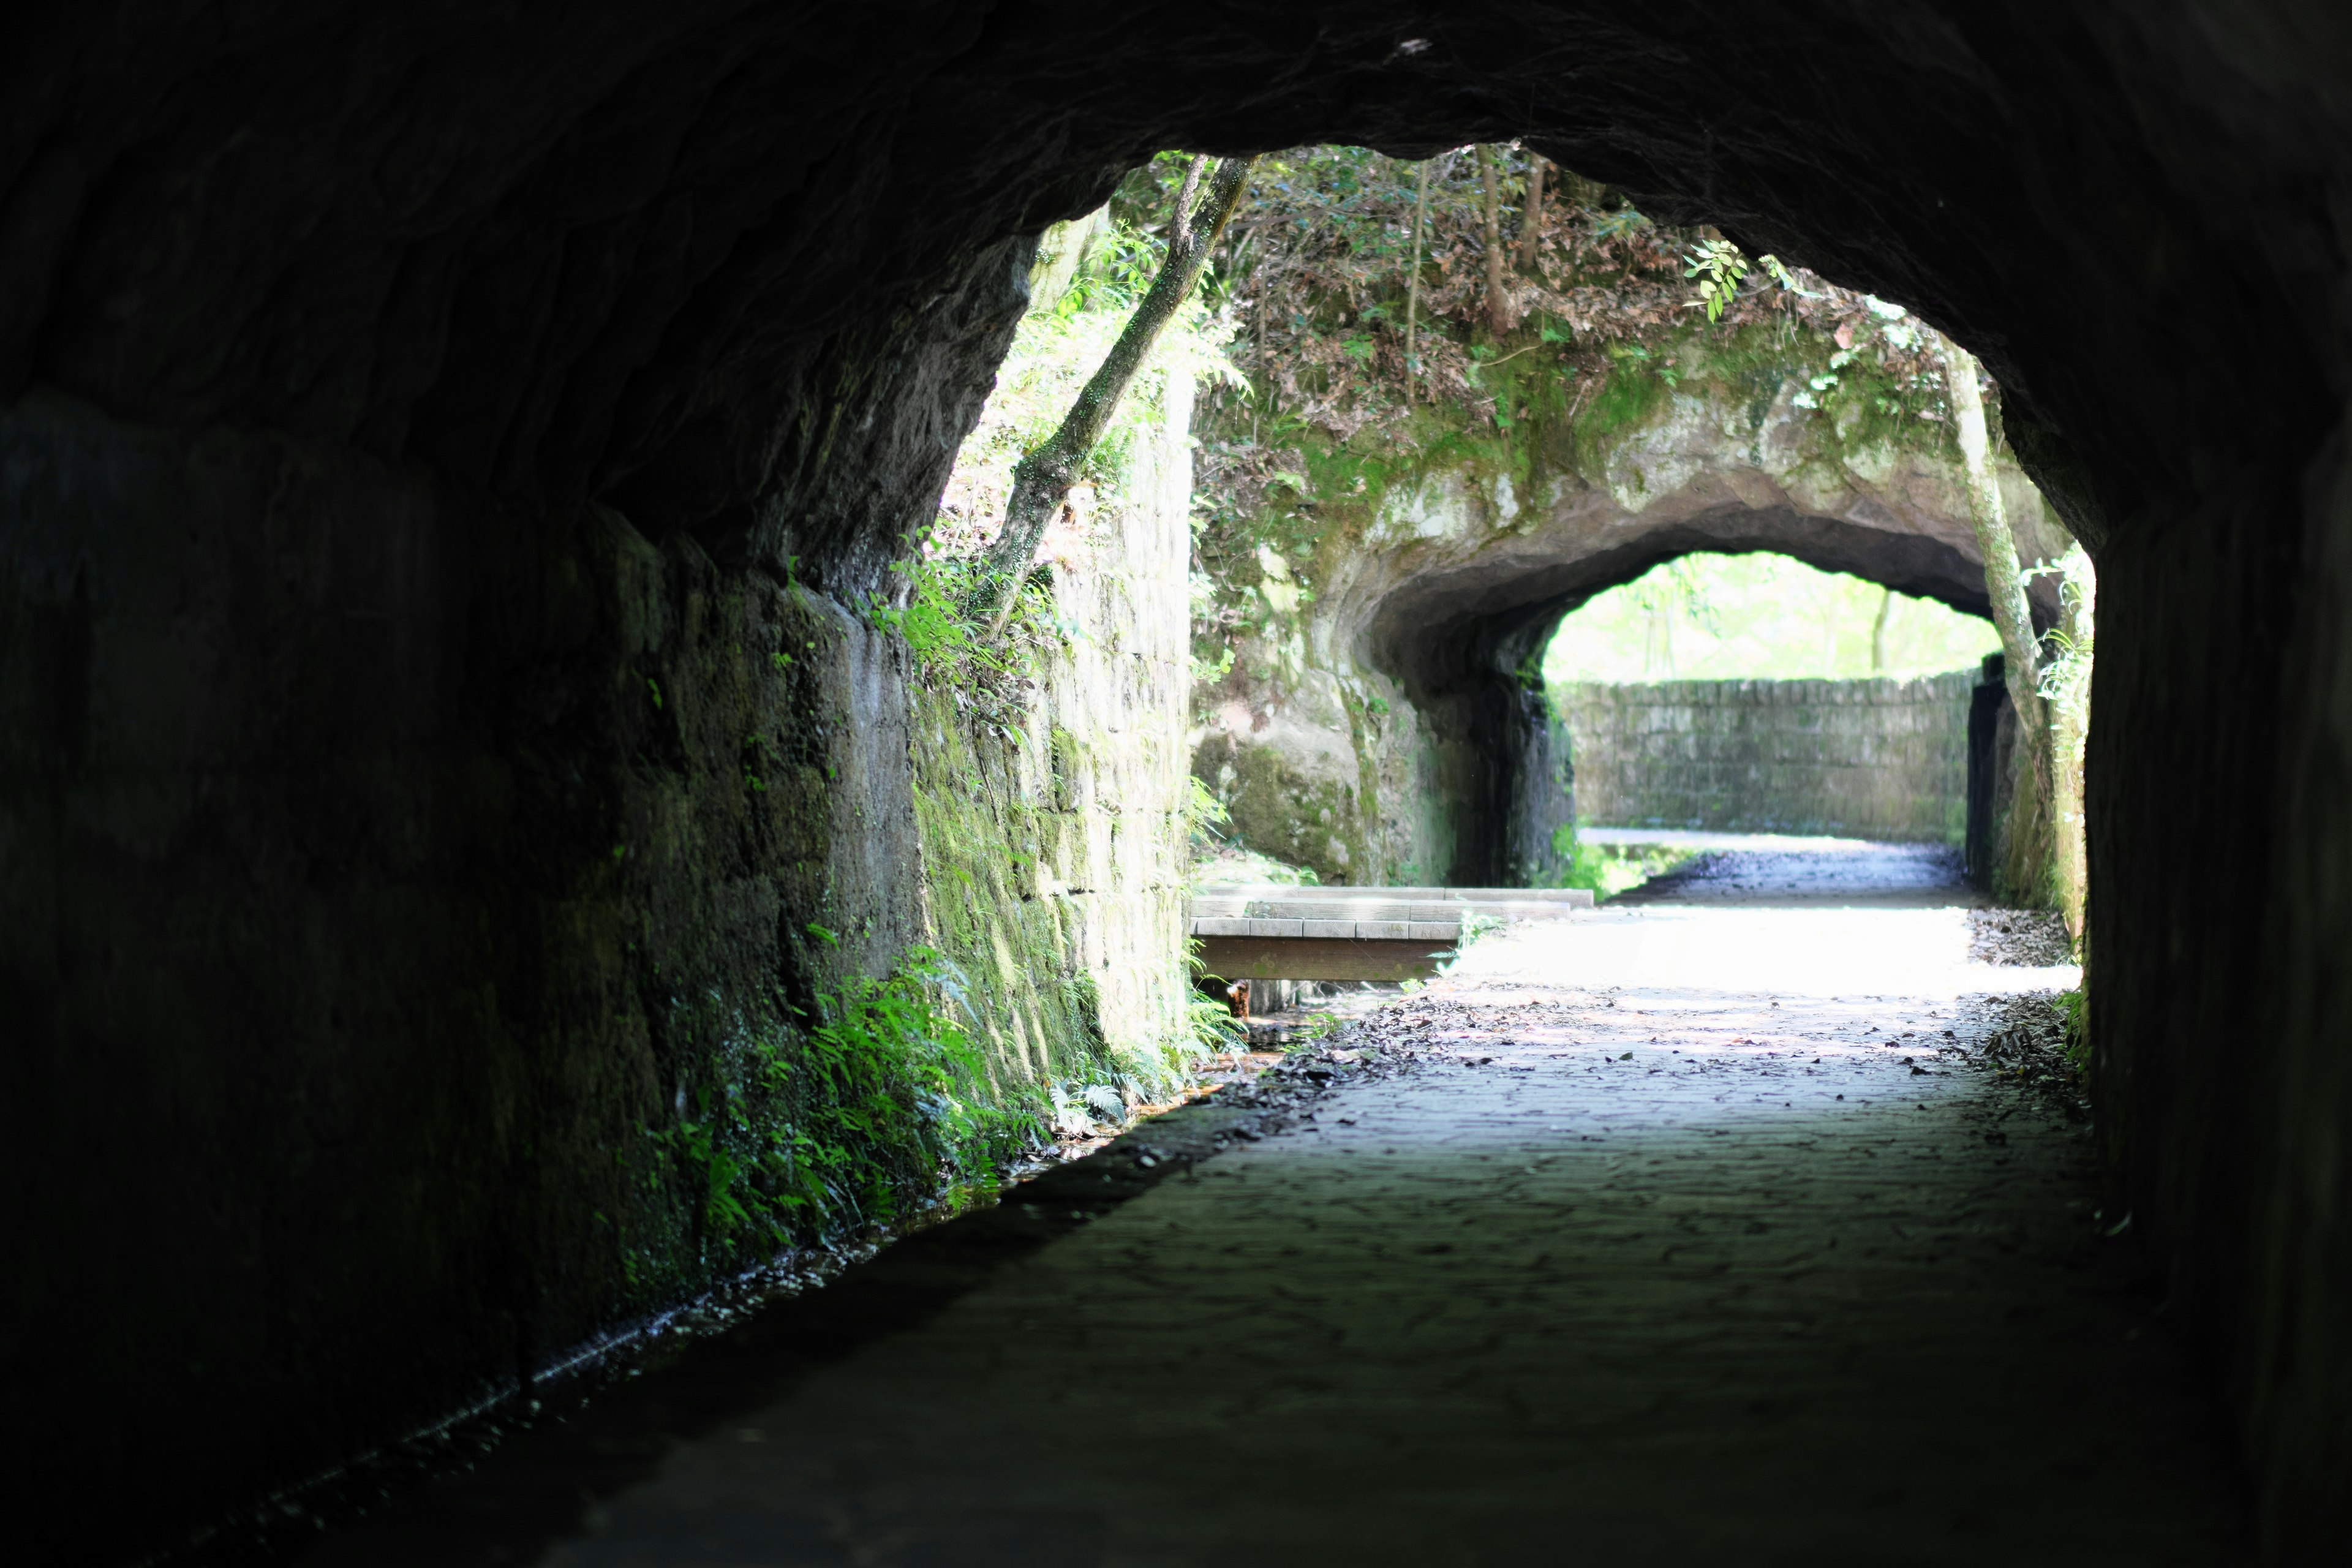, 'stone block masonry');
1559,673,1975,843
910,378,1197,1094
